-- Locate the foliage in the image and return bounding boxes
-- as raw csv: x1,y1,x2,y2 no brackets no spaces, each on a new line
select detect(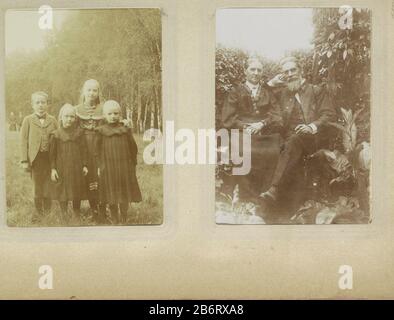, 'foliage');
312,8,371,143
291,196,369,224
5,9,162,132
215,46,247,128
313,8,371,220
216,184,265,224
